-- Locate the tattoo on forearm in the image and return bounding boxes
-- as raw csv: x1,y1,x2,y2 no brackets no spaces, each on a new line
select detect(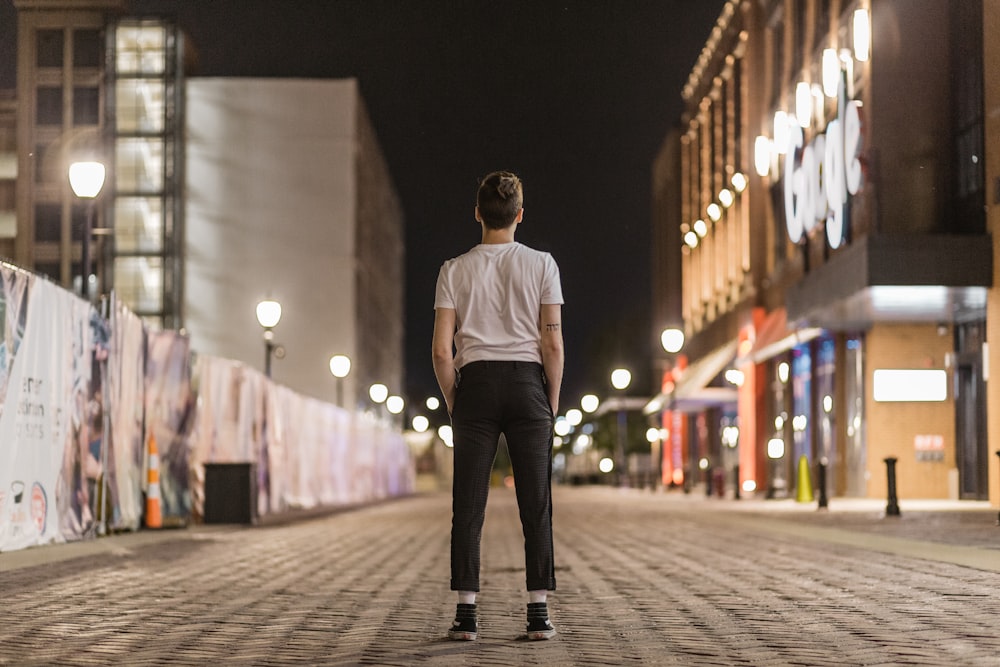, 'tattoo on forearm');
545,323,560,332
